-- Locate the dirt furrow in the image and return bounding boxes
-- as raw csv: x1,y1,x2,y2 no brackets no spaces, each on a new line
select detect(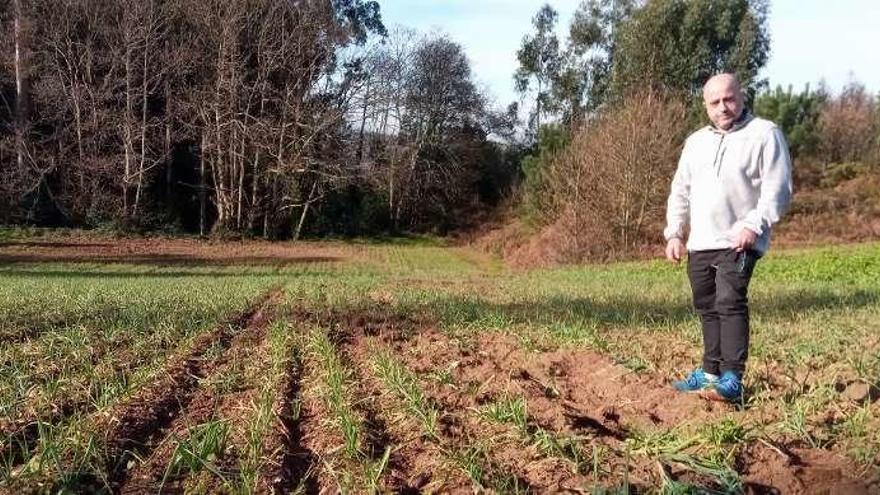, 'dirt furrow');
0,403,82,471
342,336,428,492
98,288,281,491
260,336,316,495
456,334,879,492
294,348,348,493
259,308,423,494
362,327,600,491
345,330,473,493
0,343,161,471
